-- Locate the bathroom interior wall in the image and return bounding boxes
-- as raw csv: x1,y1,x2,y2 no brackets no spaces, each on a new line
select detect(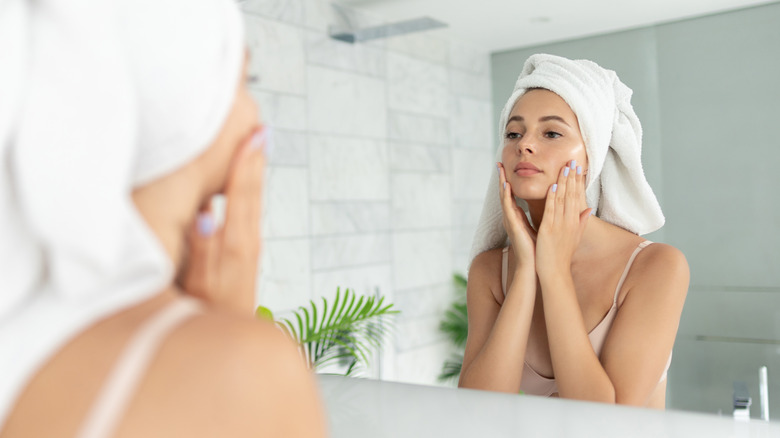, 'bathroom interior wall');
492,2,780,418
241,0,494,384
